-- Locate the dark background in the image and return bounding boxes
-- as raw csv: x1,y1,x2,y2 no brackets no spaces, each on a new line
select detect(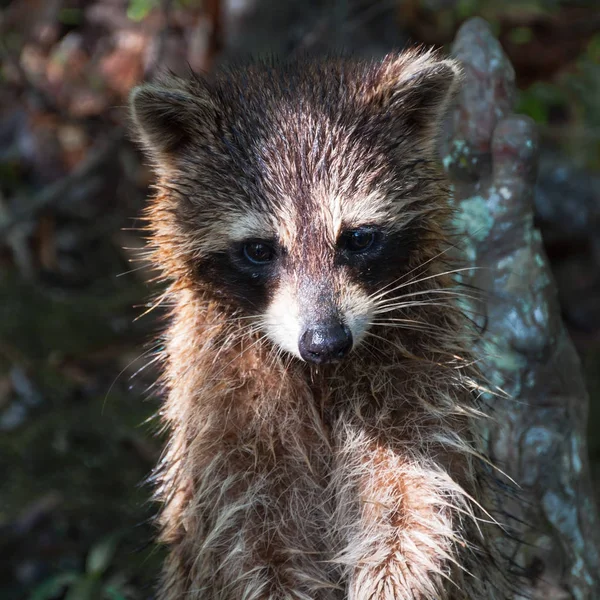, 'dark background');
0,1,598,598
